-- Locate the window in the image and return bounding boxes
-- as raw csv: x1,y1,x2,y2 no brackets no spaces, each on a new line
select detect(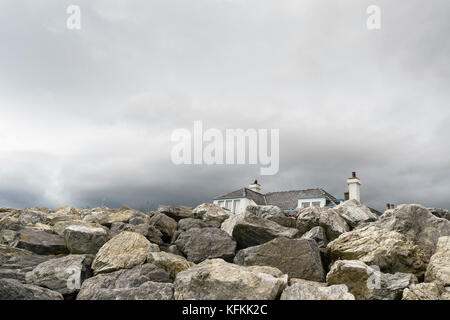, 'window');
312,201,321,207
218,200,225,208
225,200,232,210
233,200,240,213
302,202,310,208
